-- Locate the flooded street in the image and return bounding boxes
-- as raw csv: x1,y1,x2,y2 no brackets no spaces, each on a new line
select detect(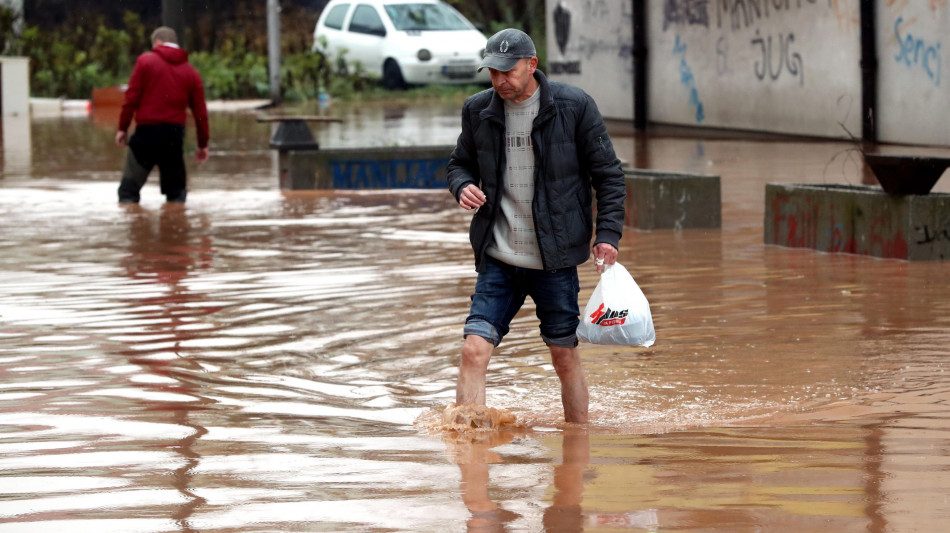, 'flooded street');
2,99,950,532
